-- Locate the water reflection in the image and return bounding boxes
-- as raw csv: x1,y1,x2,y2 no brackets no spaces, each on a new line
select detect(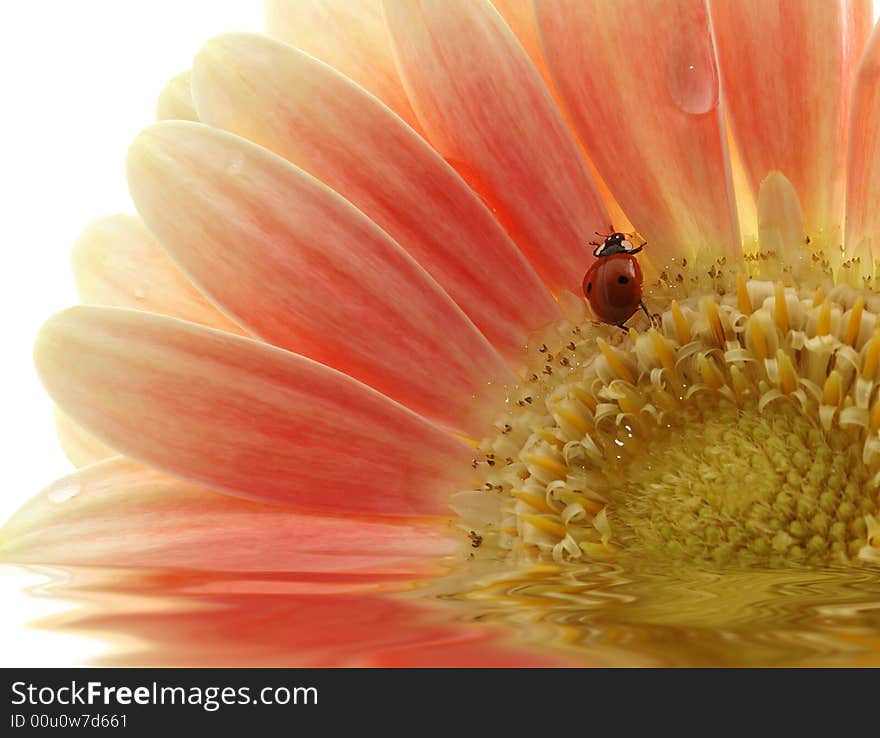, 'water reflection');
14,558,880,667
21,567,570,667
424,557,880,667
